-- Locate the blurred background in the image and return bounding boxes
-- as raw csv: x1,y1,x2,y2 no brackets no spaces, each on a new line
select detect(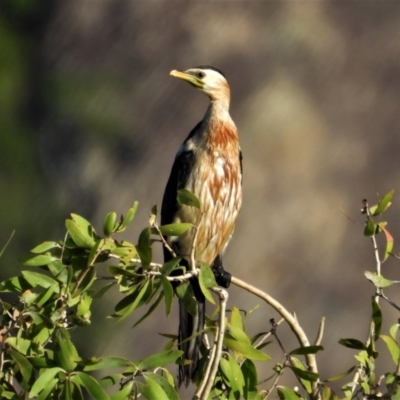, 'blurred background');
2,0,400,396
